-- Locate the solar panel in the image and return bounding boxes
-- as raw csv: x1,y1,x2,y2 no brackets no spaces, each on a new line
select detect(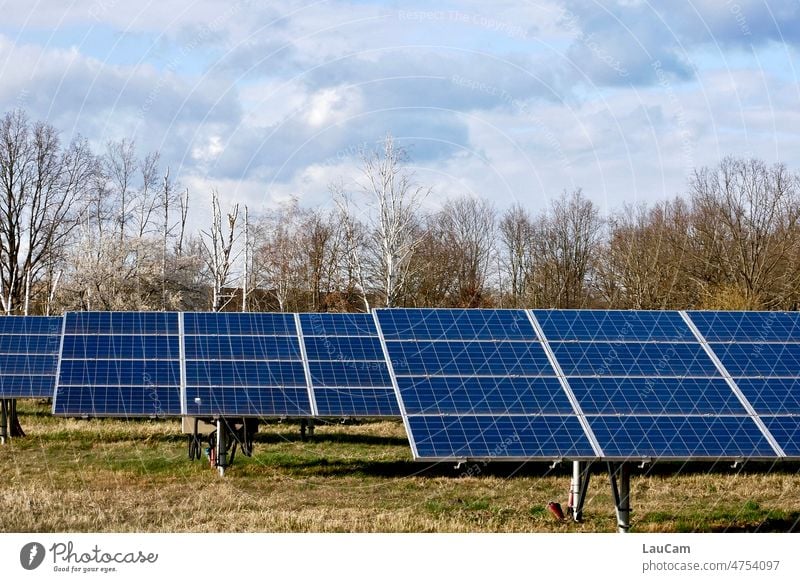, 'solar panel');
184,312,311,417
409,415,596,459
299,313,399,416
53,312,182,417
588,415,777,459
567,377,746,415
760,416,800,458
550,341,720,377
533,309,694,342
707,343,800,376
688,310,800,342
686,310,800,460
377,308,537,341
0,316,62,398
375,308,596,460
